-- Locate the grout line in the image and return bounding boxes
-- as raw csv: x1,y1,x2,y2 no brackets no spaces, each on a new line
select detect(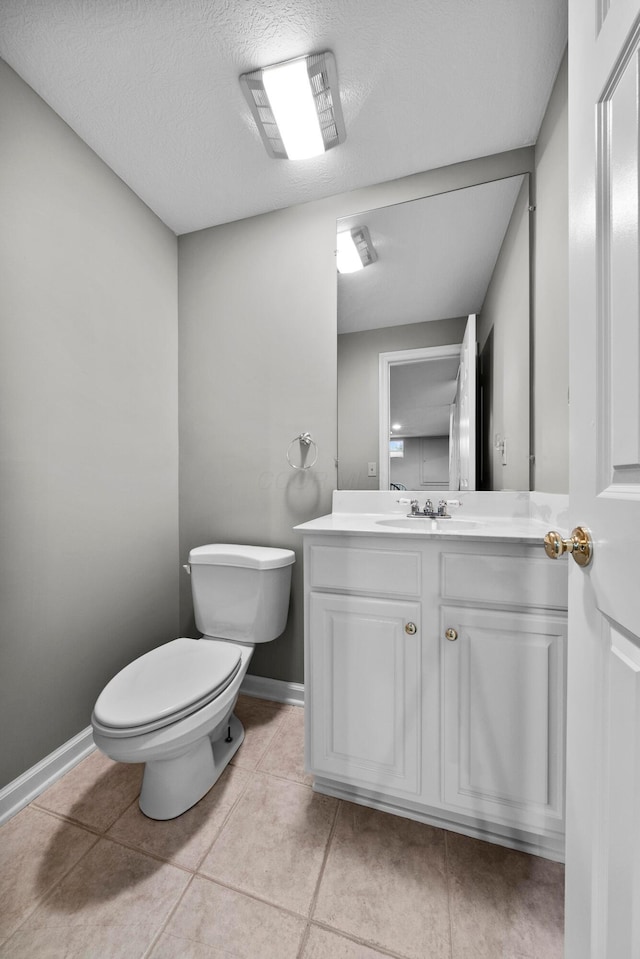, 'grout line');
246,765,314,790
29,803,196,878
296,921,313,959
306,794,341,922
27,803,105,836
307,918,411,959
191,768,254,871
185,871,316,924
0,813,102,949
139,871,198,959
31,776,143,836
95,833,196,876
